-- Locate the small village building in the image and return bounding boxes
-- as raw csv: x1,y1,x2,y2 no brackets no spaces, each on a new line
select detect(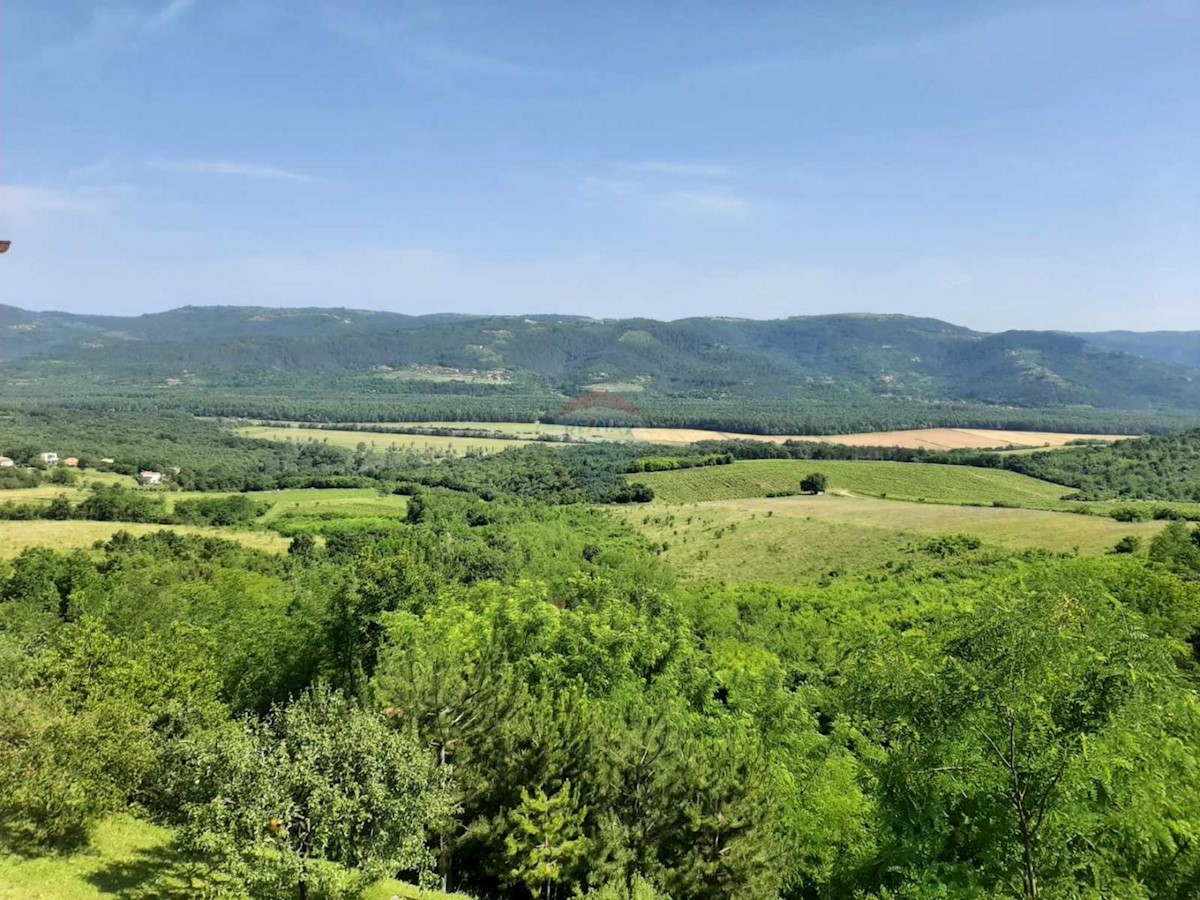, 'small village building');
0,457,13,468
100,458,115,465
138,470,164,485
63,457,80,467
39,452,58,465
